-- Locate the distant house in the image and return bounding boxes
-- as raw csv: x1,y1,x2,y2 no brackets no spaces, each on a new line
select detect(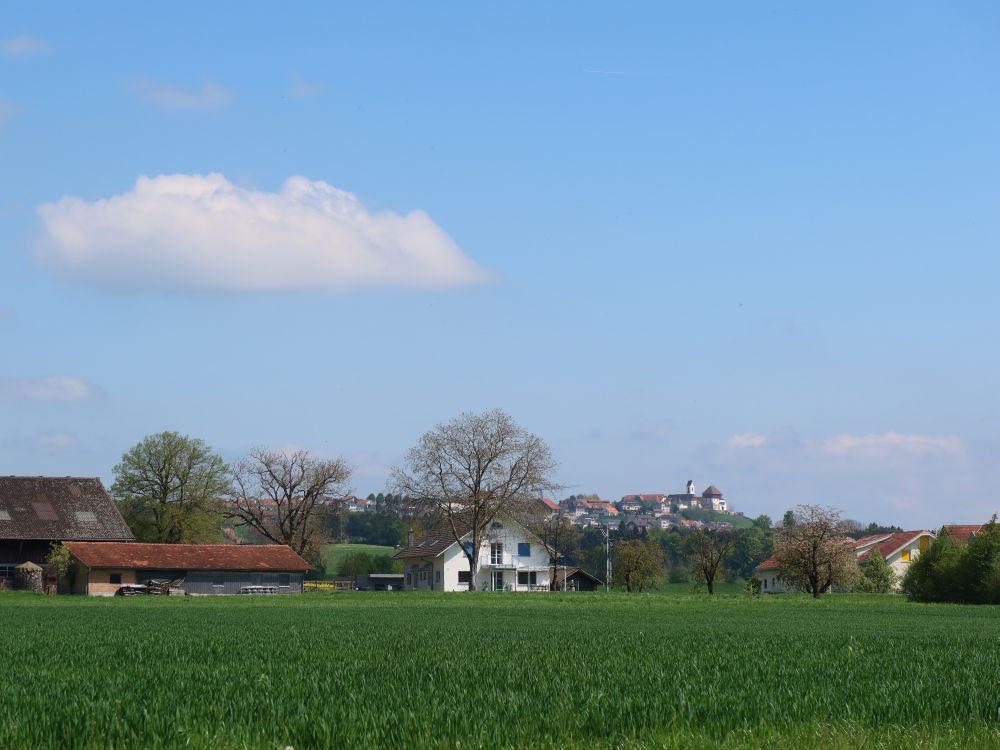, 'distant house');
942,525,984,545
755,530,935,593
539,497,561,513
63,542,311,596
0,476,134,587
618,499,642,513
854,531,935,584
394,515,551,592
551,566,604,591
